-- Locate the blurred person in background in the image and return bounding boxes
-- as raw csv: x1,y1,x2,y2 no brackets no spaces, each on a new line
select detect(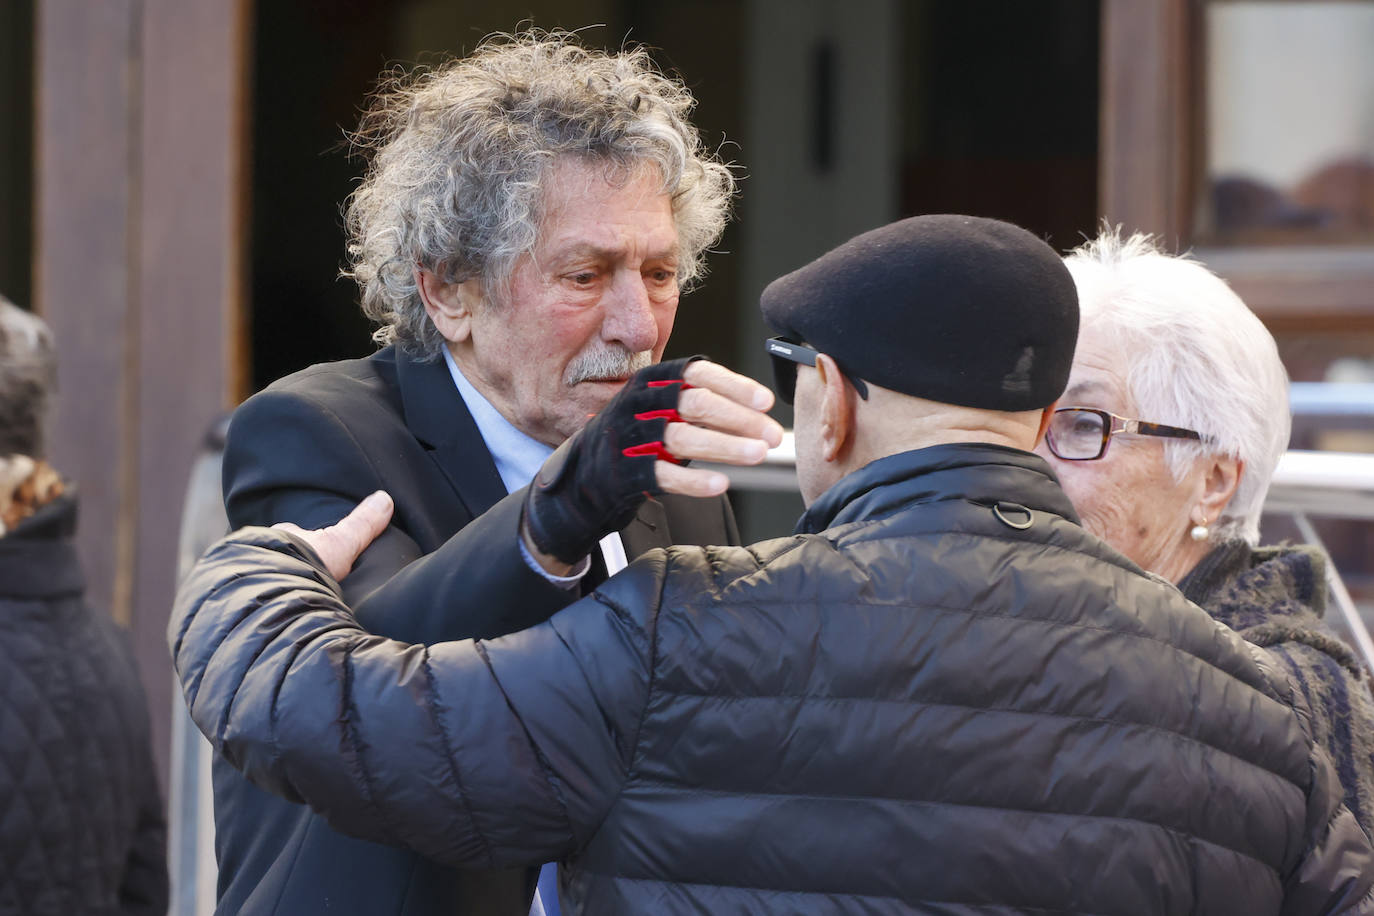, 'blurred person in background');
214,28,774,916
0,296,167,915
1038,229,1374,838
